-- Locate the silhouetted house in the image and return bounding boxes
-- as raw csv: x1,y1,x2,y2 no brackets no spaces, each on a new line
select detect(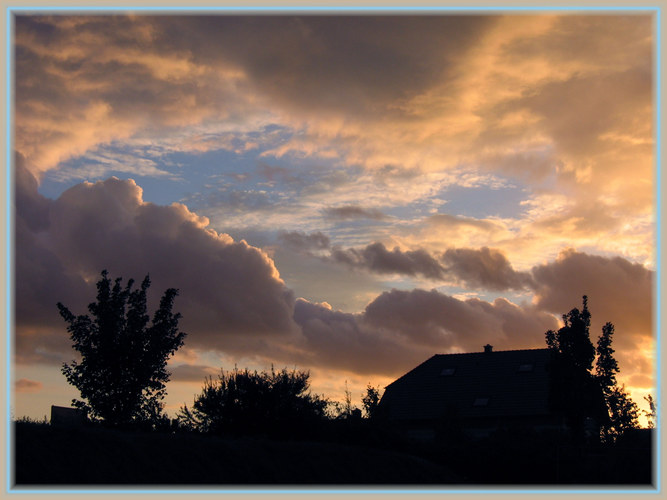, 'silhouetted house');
378,345,581,441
